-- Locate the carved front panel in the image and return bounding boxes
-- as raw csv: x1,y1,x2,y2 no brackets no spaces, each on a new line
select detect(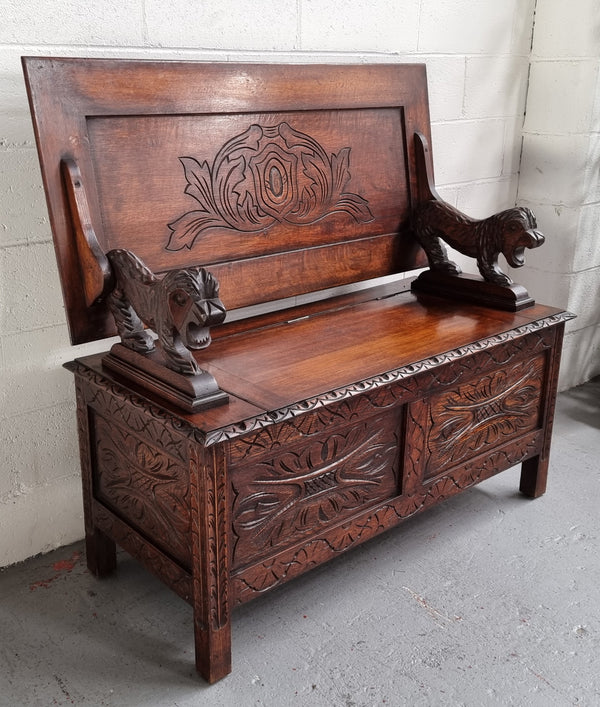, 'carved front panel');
229,410,401,570
91,413,191,567
232,432,542,604
419,354,545,479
